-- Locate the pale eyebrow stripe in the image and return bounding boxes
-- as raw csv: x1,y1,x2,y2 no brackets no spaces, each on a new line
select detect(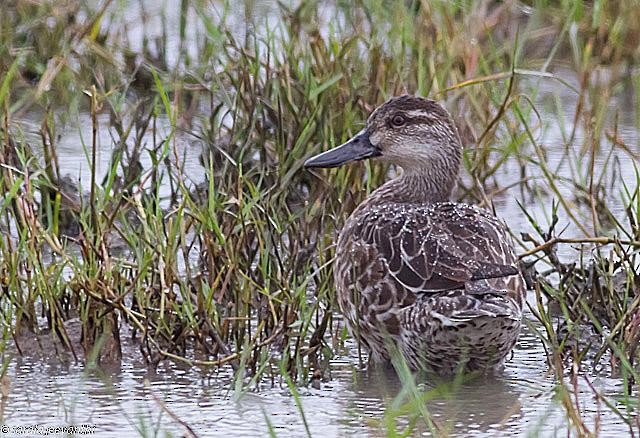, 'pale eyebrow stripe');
405,109,429,118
